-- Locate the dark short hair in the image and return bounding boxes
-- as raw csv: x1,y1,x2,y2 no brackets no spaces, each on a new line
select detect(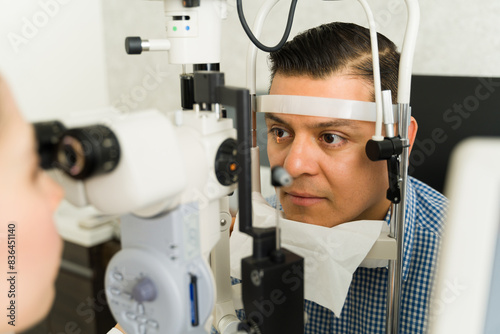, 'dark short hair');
269,22,400,103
